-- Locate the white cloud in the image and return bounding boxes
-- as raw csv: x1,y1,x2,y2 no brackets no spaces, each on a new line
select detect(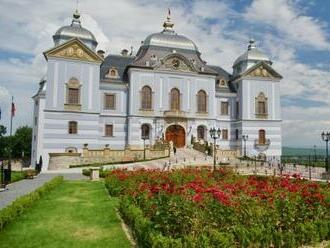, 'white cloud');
244,0,330,50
